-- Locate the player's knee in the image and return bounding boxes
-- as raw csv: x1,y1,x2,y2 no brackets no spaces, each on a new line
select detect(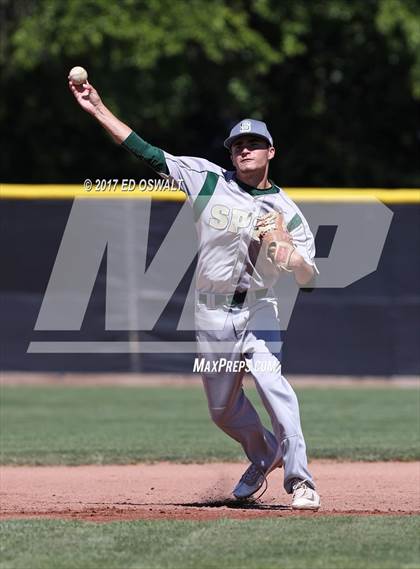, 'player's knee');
209,406,231,428
210,405,246,432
